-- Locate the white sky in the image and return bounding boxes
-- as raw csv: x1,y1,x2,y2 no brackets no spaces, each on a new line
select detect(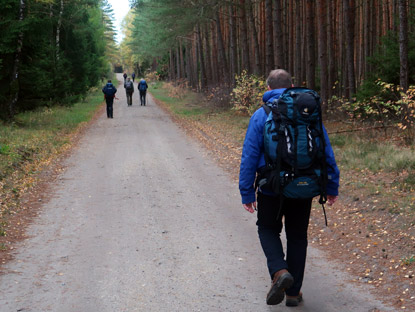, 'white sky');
108,0,131,43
